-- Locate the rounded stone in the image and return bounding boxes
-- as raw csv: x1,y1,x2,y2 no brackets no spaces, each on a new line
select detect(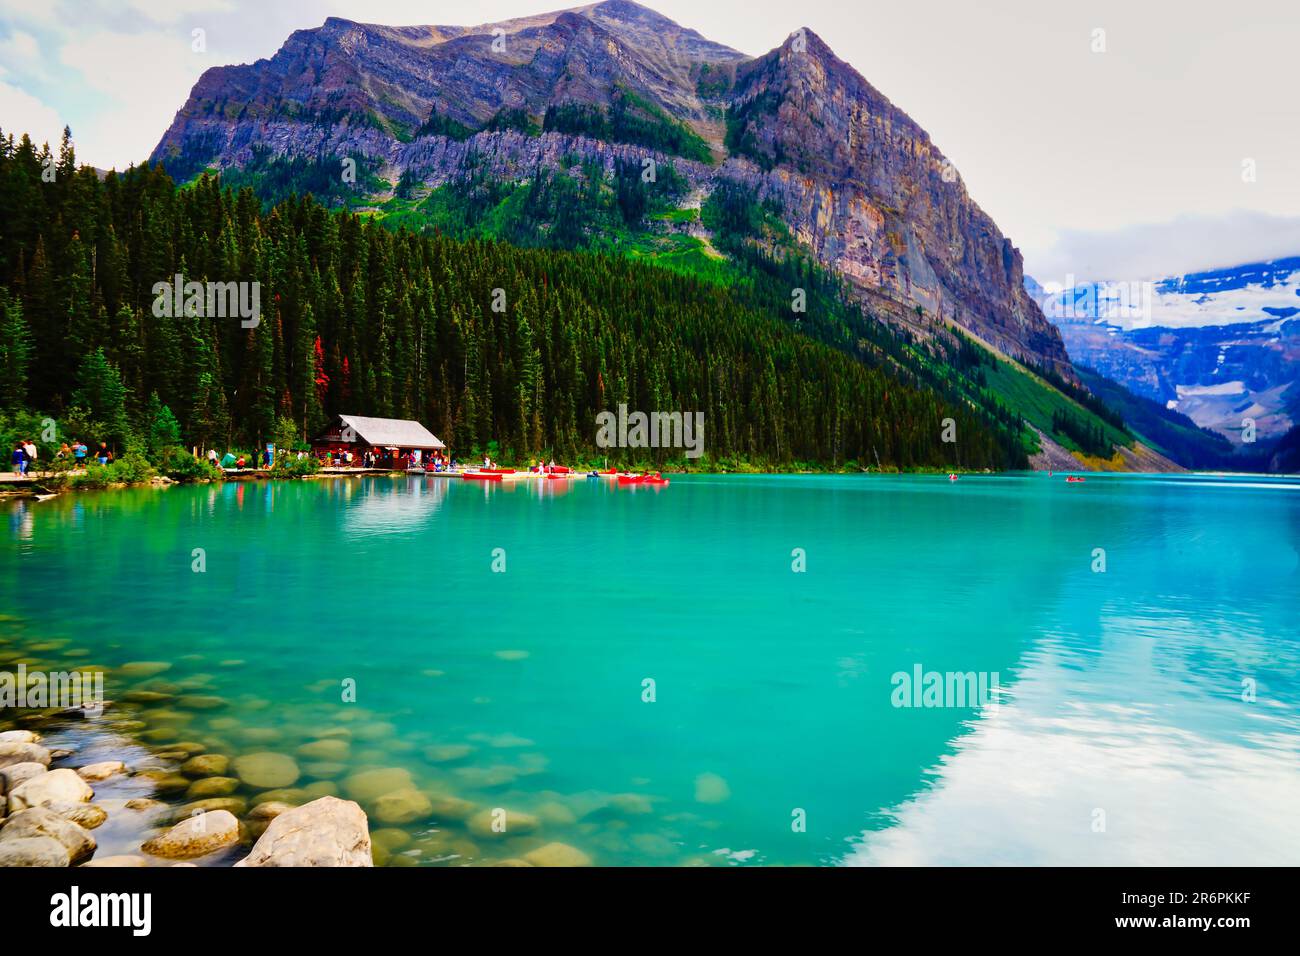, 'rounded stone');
175,796,248,819
248,801,294,820
177,695,228,711
234,796,372,867
2,761,49,794
523,842,593,867
468,808,540,838
342,767,413,803
233,752,300,789
370,788,433,825
141,809,240,859
119,661,172,678
51,802,109,830
297,738,349,761
0,741,52,769
77,761,127,782
181,754,230,778
8,768,93,811
0,806,96,863
0,835,70,866
186,776,240,799
81,854,149,867
427,794,477,821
